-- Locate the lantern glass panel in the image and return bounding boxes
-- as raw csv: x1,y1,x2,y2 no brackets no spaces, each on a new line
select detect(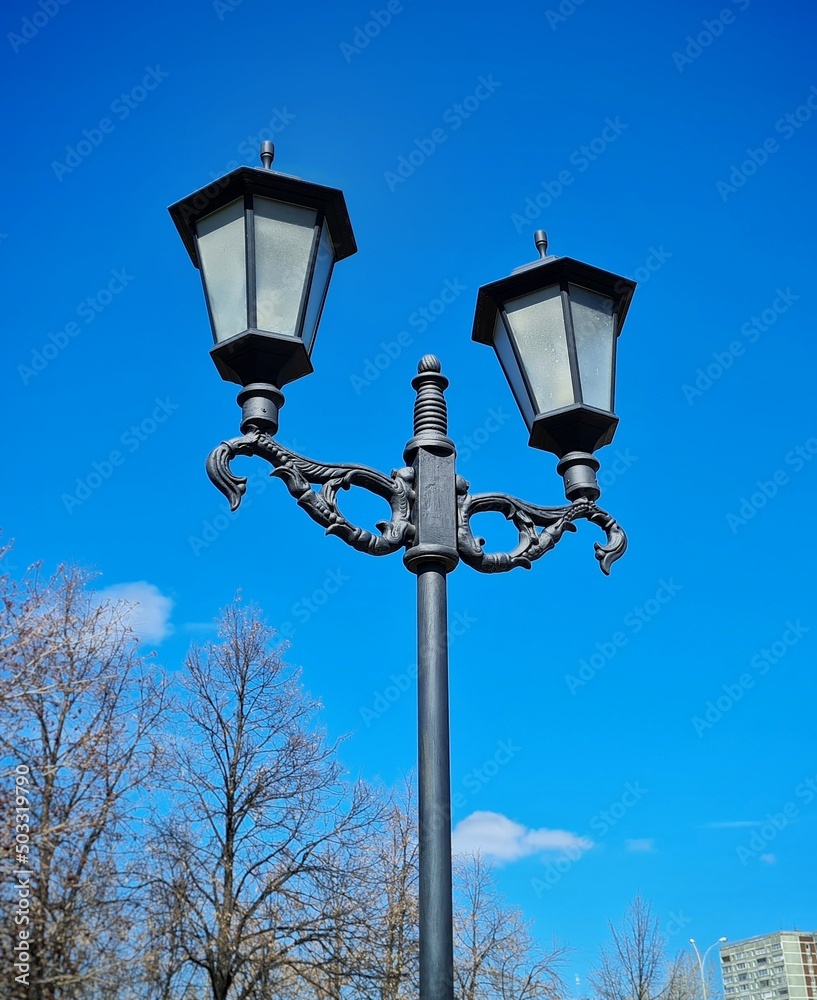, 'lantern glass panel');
196,199,247,343
505,285,574,415
569,283,615,411
254,198,318,337
493,312,534,428
301,223,334,354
